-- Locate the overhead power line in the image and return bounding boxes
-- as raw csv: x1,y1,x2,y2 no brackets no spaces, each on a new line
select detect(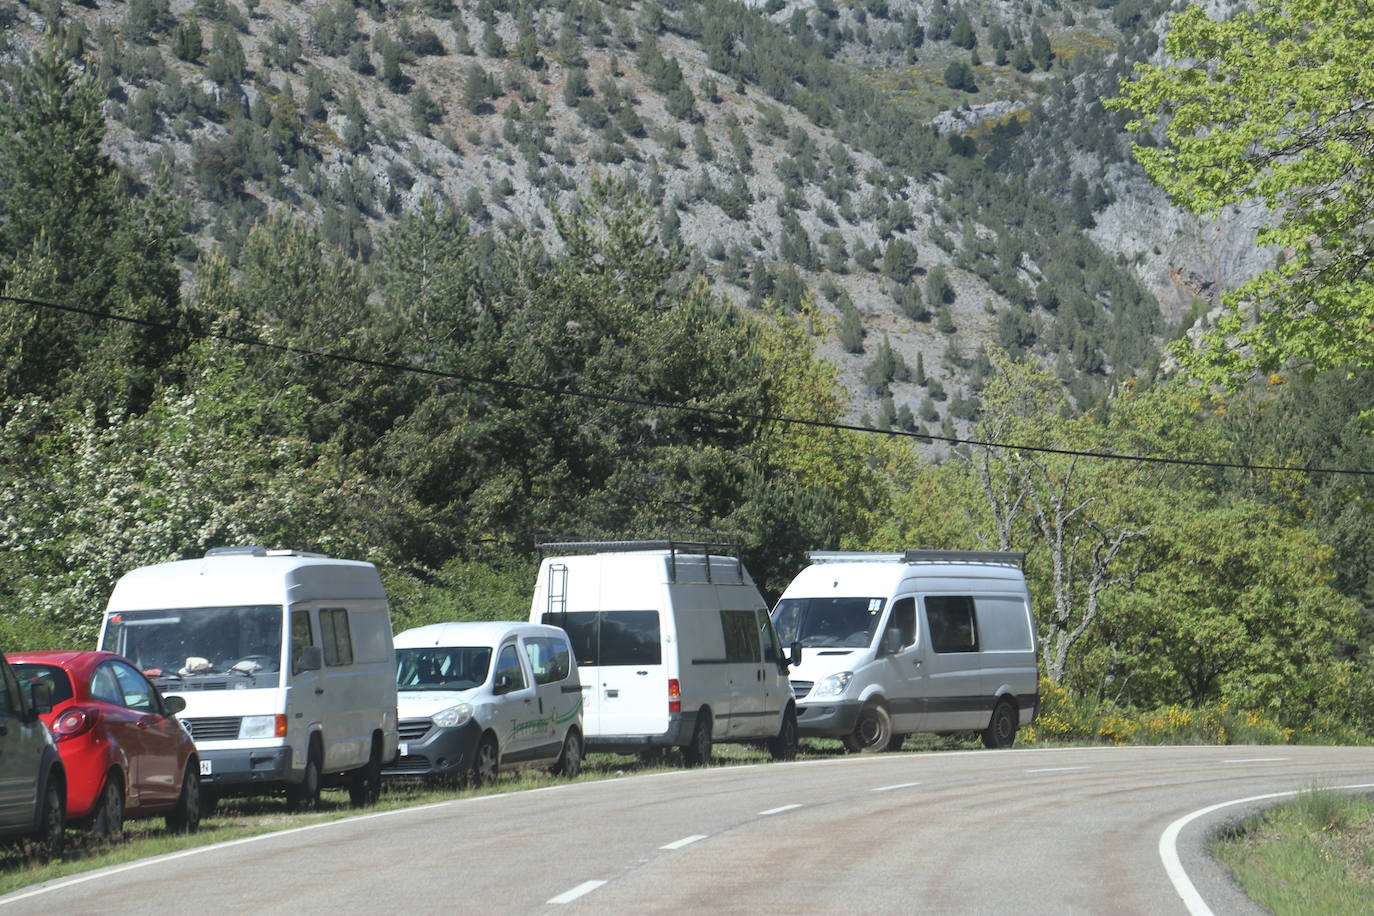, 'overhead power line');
5,293,1372,478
